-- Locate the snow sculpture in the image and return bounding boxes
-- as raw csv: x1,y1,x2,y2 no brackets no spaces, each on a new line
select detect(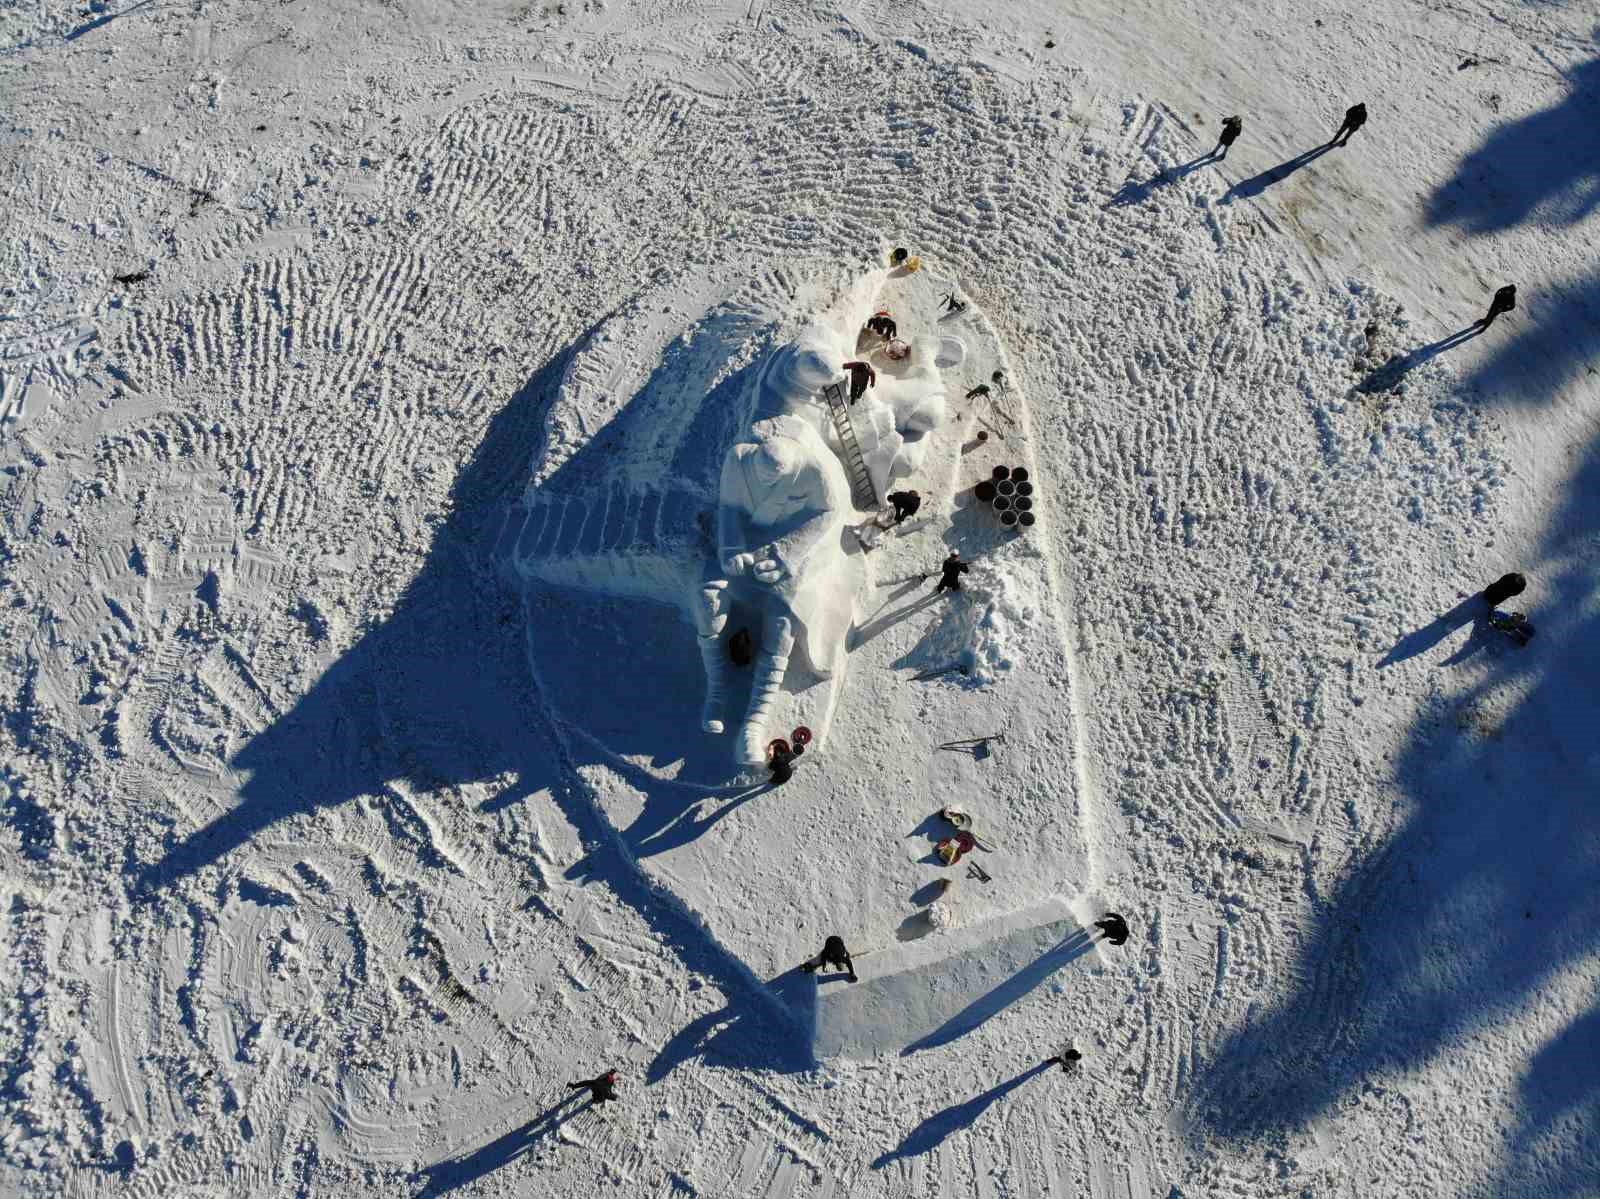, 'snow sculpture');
700,414,855,764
